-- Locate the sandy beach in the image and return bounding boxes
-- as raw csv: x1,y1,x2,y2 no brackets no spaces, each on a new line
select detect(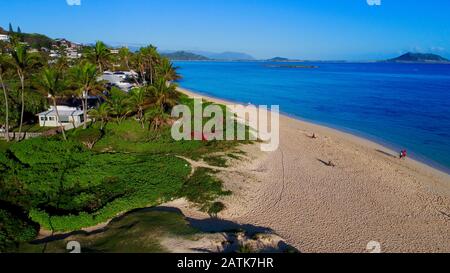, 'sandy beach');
174,87,450,253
